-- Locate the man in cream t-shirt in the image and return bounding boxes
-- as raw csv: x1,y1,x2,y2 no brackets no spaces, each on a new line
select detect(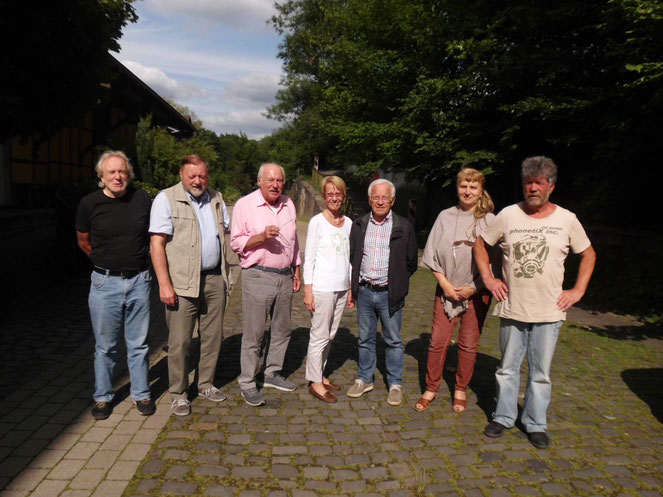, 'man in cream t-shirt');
474,156,596,449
